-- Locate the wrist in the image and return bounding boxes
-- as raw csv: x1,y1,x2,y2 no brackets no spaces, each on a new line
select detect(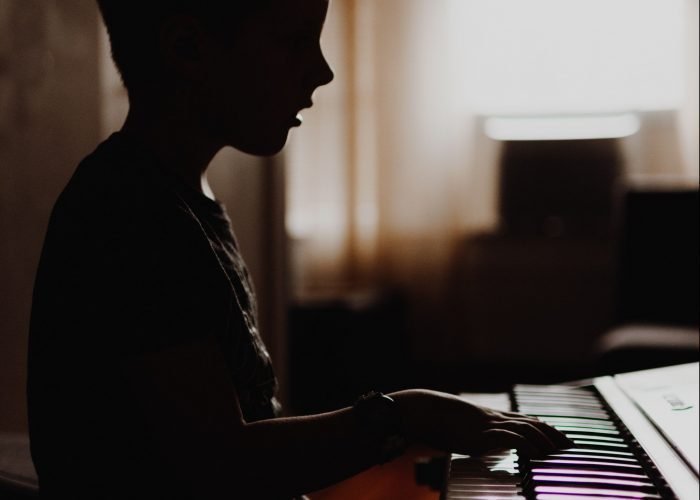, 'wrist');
388,389,431,443
353,391,408,463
